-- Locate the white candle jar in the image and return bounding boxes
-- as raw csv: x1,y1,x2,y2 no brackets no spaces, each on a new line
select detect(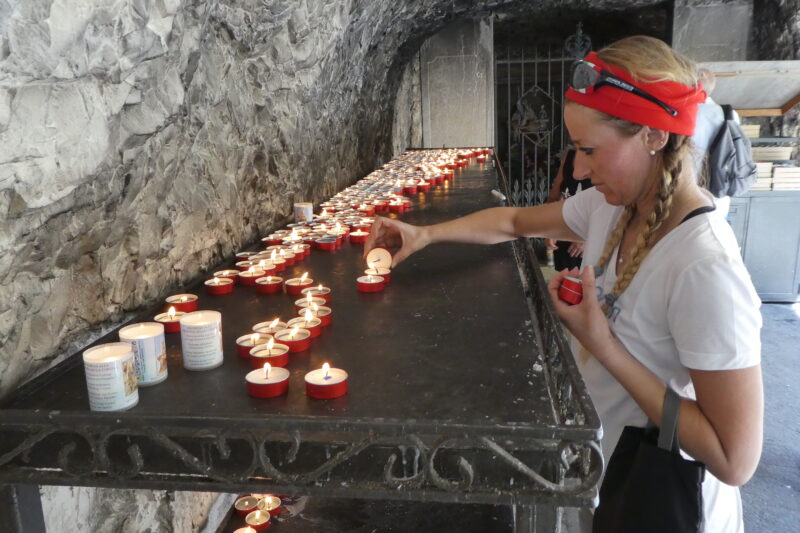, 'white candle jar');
179,310,224,371
119,322,168,386
83,342,139,411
